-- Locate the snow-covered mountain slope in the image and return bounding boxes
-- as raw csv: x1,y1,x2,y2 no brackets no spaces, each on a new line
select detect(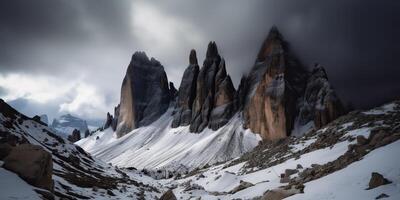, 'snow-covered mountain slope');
0,100,163,199
149,102,399,199
51,114,89,138
77,109,261,171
